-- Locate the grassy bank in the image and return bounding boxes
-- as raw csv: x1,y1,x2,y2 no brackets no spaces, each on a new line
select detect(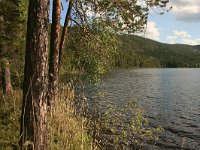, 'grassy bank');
0,85,163,150
0,87,92,150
